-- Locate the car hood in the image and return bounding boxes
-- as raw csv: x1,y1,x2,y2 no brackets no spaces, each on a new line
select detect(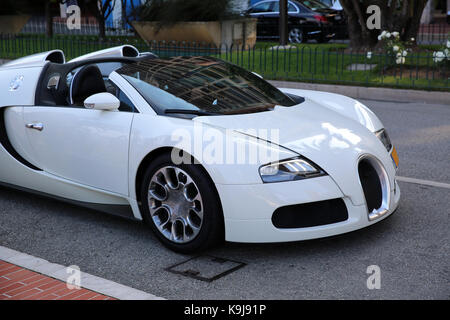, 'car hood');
195,98,395,206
